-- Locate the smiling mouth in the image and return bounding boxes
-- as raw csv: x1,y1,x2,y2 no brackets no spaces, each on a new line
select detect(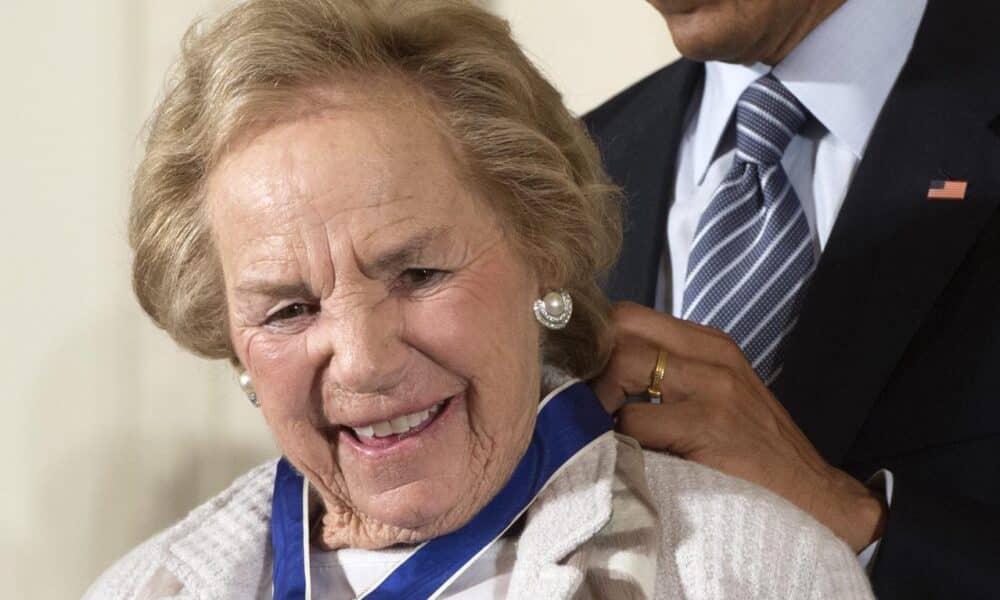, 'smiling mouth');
346,396,453,446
